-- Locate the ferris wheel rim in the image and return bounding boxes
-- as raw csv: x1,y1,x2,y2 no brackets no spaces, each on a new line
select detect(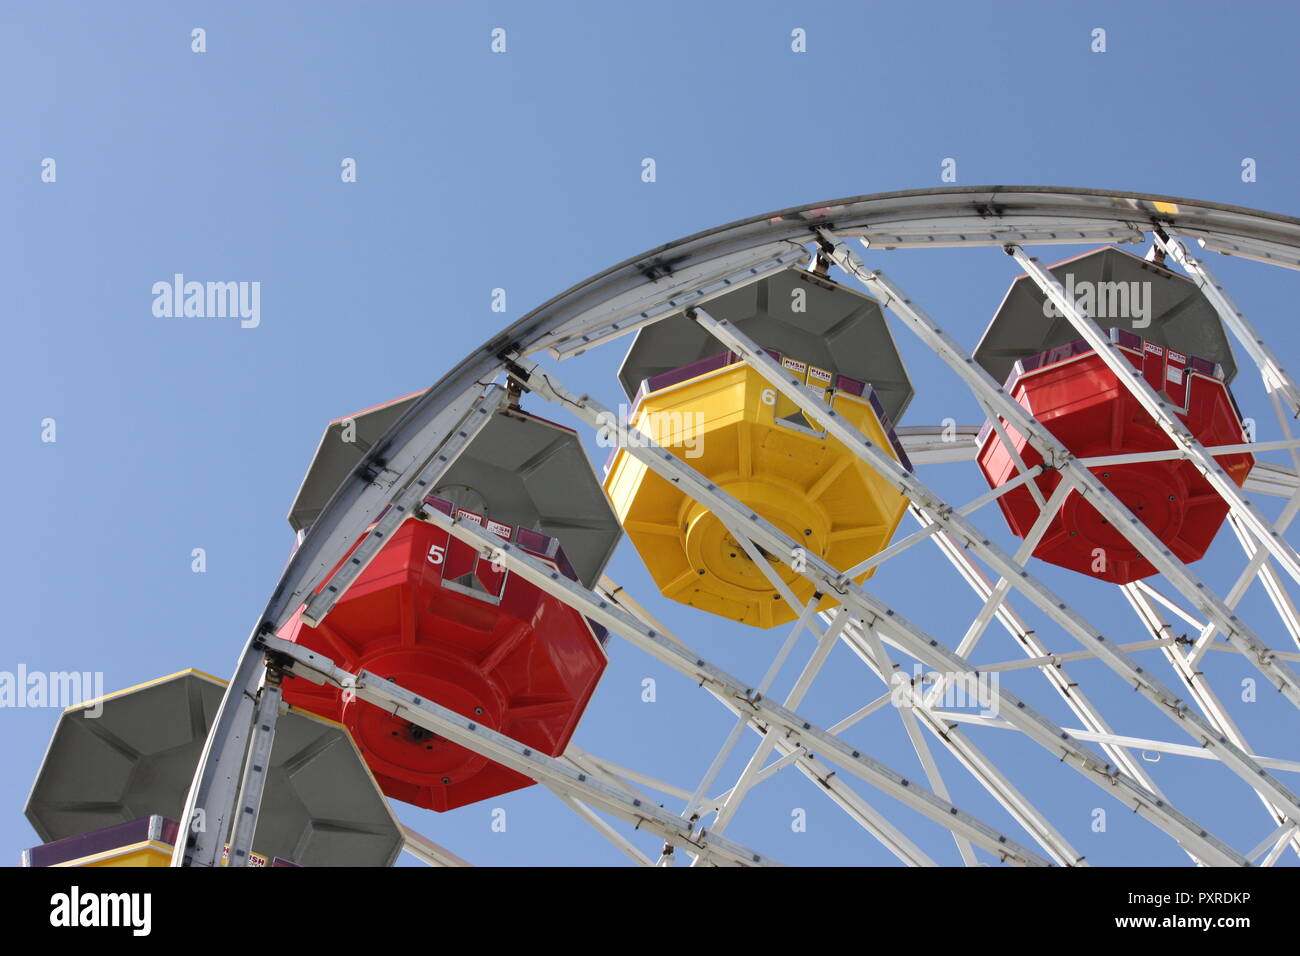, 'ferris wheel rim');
177,186,1300,868
405,186,1300,458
